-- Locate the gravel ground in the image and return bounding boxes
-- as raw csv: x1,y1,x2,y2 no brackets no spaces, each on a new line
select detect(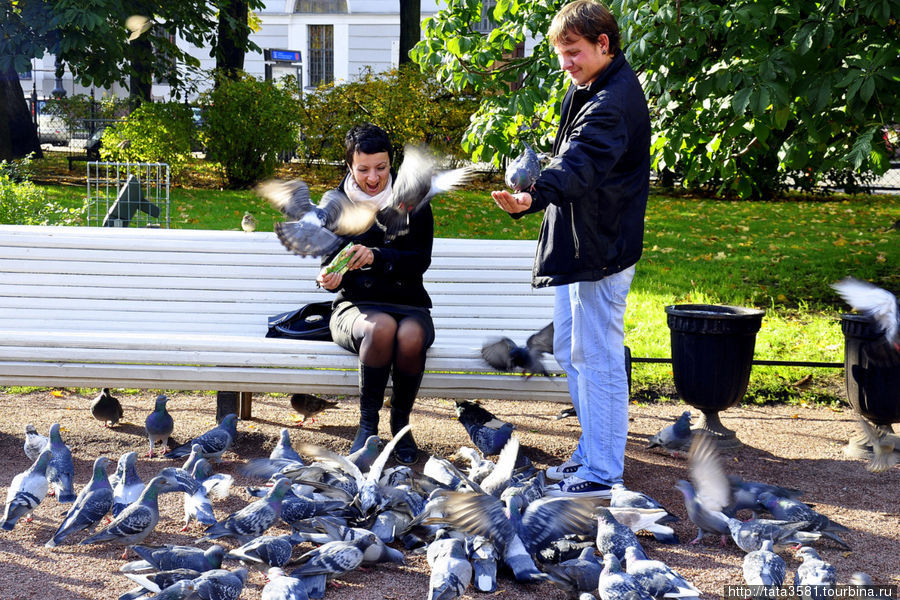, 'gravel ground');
0,388,898,600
